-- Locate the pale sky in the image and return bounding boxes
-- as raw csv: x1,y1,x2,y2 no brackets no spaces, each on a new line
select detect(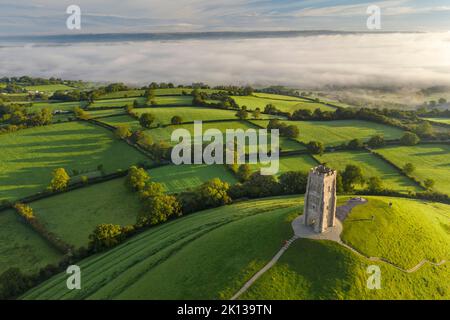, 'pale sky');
1,0,450,35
